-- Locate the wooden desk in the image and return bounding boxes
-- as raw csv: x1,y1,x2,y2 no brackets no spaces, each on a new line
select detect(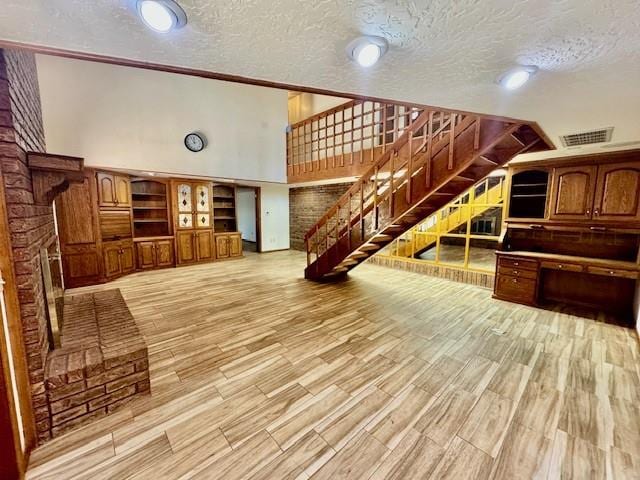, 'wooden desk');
493,251,639,322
